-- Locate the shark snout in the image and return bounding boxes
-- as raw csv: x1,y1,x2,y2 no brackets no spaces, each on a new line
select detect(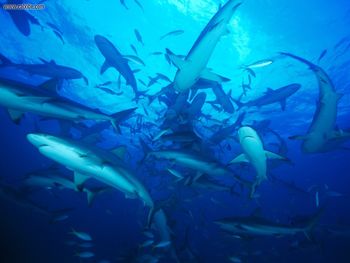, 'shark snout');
27,133,48,148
